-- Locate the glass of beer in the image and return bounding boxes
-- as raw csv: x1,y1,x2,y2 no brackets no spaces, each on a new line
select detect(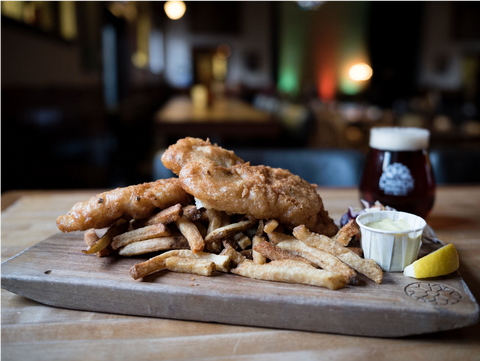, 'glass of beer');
359,127,435,219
